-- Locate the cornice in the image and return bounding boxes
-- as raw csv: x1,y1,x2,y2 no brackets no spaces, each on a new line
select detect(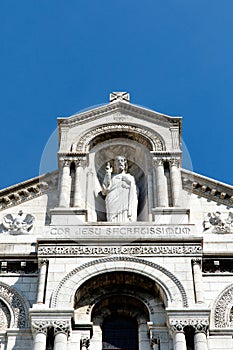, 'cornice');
0,171,58,211
57,101,182,130
181,169,233,207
